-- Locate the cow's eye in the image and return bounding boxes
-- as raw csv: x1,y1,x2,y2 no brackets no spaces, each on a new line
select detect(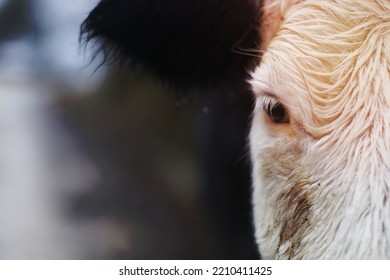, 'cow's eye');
264,101,289,123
